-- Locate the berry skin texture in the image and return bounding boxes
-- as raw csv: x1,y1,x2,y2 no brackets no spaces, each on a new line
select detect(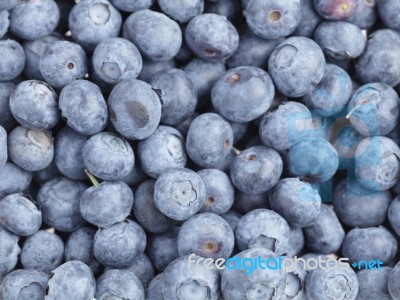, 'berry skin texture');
92,37,143,84
46,261,96,300
123,9,182,61
244,0,302,39
93,220,147,268
82,132,135,181
0,82,17,131
313,0,360,20
68,0,122,50
108,79,162,140
8,126,54,172
0,193,42,237
230,146,283,195
0,226,20,275
138,126,187,178
158,0,204,23
154,167,206,221
356,267,392,300
211,66,275,122
0,39,25,81
0,269,48,300
186,113,234,168
80,181,134,228
110,0,154,12
0,162,32,199
10,80,59,130
185,13,239,62
0,125,6,169
9,0,60,40
378,0,400,32
59,80,108,136
39,41,88,89
268,36,326,97
37,177,87,232
177,213,234,259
